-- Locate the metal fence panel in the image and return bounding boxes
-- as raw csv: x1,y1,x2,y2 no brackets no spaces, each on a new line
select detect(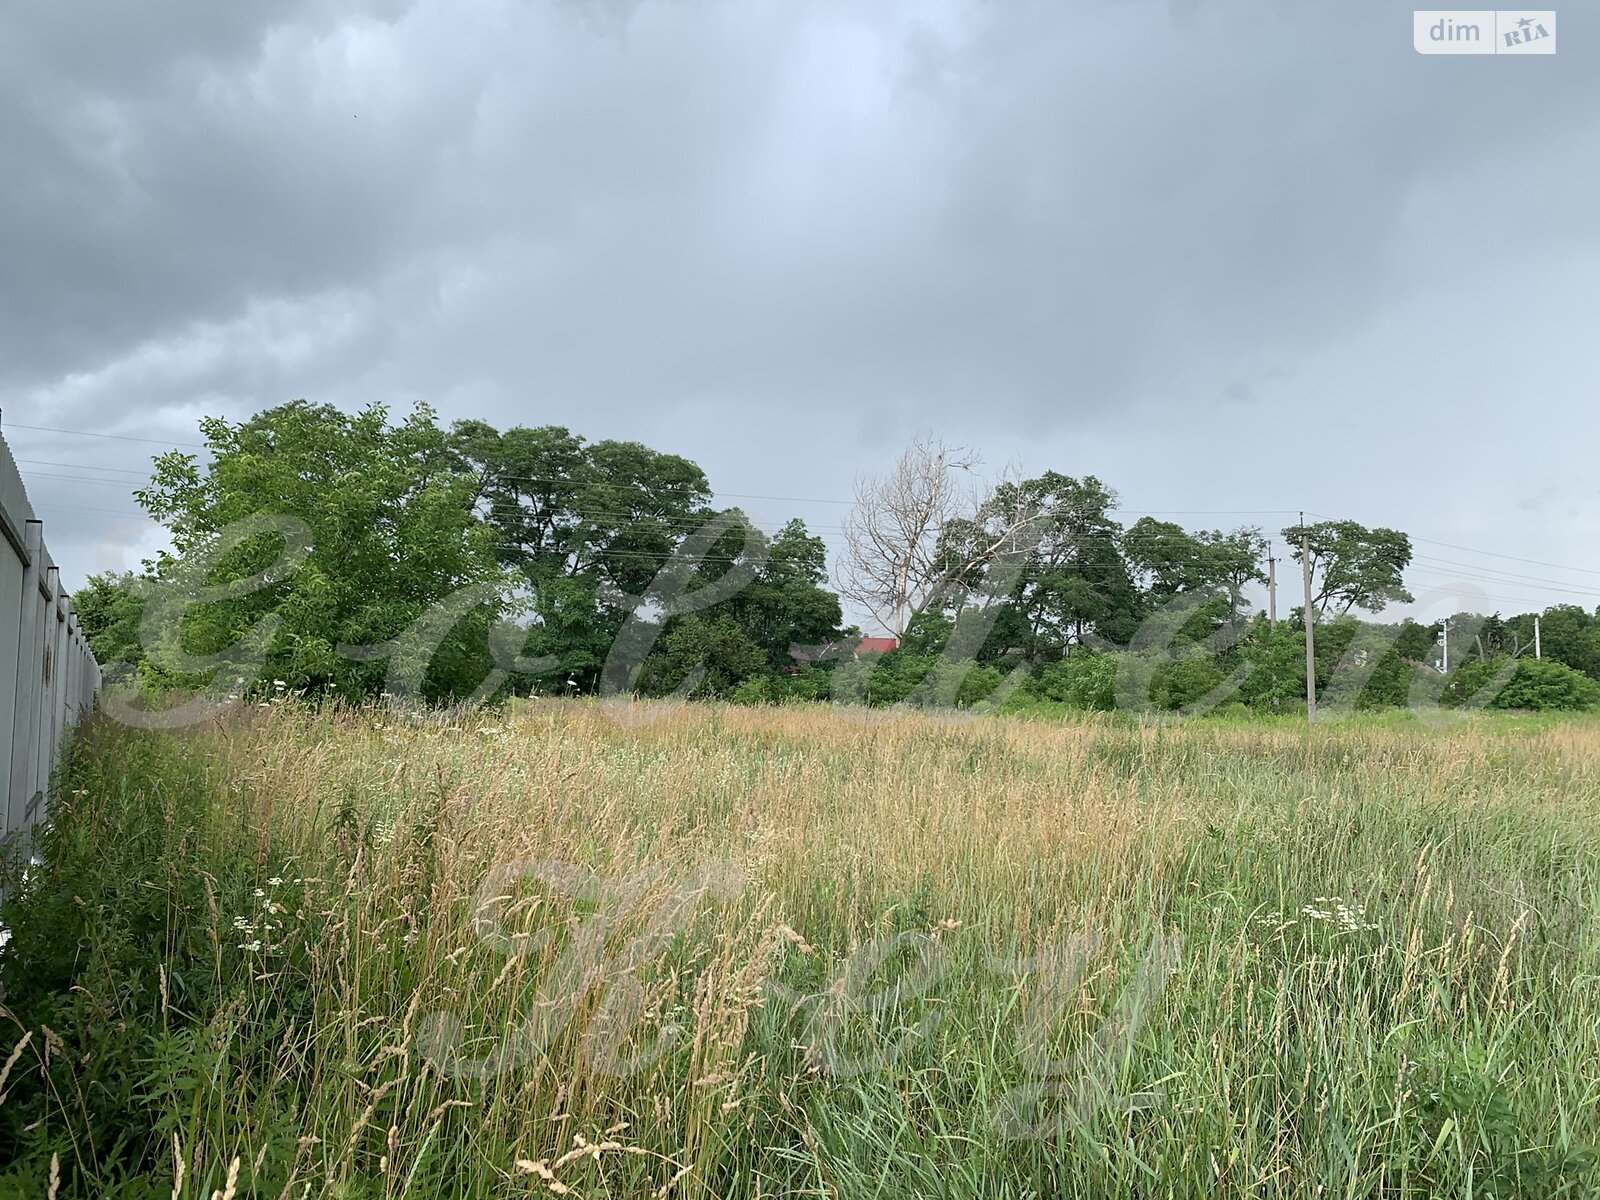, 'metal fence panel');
2,423,101,847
